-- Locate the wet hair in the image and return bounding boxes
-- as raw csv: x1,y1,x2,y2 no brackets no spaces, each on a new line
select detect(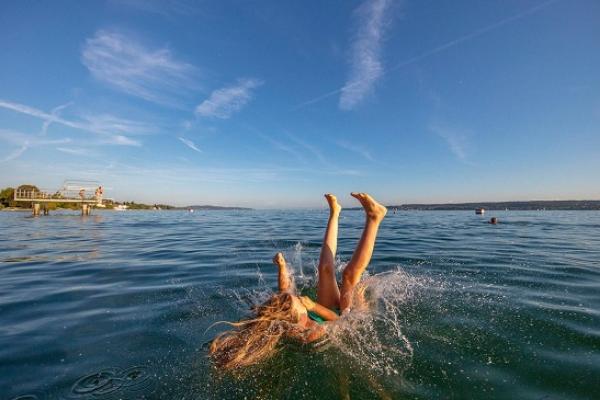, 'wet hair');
209,292,300,370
